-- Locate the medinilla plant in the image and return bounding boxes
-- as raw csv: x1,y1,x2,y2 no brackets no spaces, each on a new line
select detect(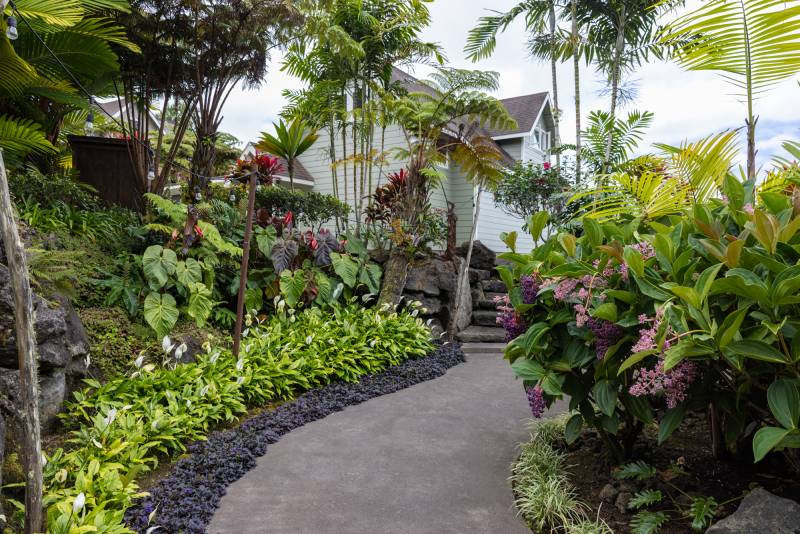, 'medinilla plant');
499,172,800,470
